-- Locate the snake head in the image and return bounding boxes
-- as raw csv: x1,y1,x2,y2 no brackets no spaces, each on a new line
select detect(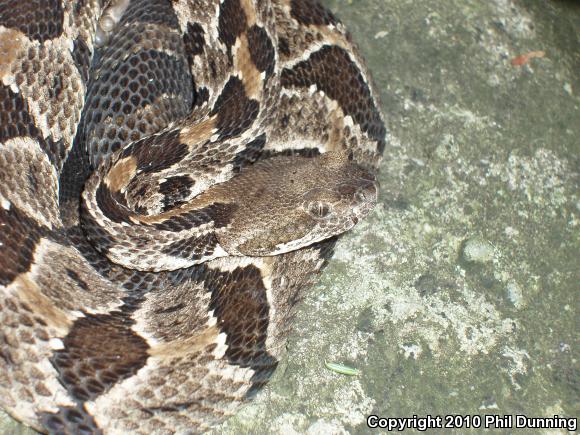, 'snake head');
218,151,378,257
